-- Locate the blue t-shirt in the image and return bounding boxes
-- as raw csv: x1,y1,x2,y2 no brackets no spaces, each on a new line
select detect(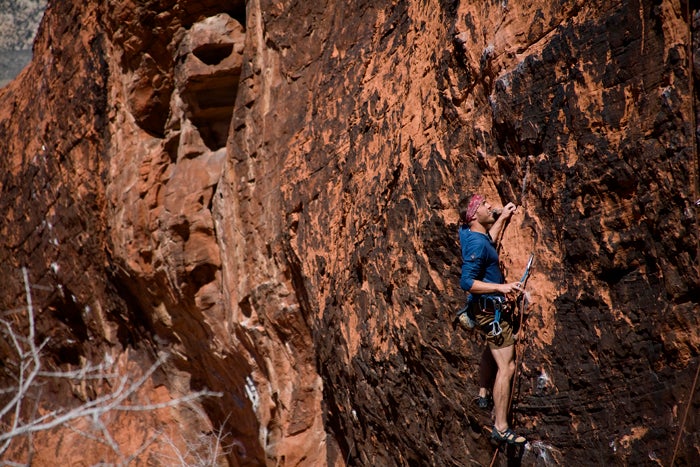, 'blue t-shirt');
459,225,504,291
